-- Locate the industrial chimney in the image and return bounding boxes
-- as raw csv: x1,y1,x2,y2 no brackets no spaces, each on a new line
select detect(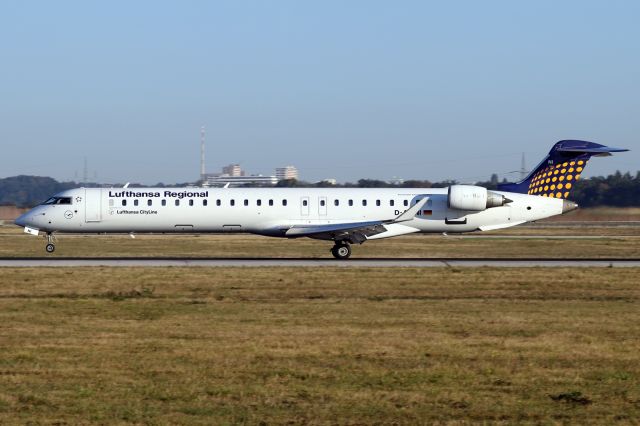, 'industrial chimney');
200,126,206,183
